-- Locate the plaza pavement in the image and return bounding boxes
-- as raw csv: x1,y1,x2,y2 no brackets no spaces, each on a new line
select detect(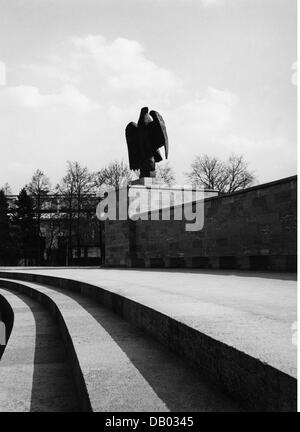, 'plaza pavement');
0,279,242,411
1,267,297,378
